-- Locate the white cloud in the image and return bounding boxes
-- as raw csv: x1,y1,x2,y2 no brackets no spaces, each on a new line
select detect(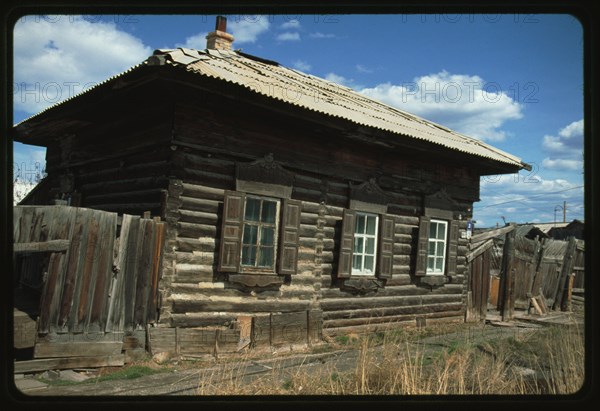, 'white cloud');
358,71,523,142
559,119,584,139
292,60,312,72
356,64,373,74
280,19,301,29
178,32,208,49
541,119,583,171
228,16,270,43
13,15,152,115
276,32,300,42
473,173,584,226
309,32,336,39
542,158,583,171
